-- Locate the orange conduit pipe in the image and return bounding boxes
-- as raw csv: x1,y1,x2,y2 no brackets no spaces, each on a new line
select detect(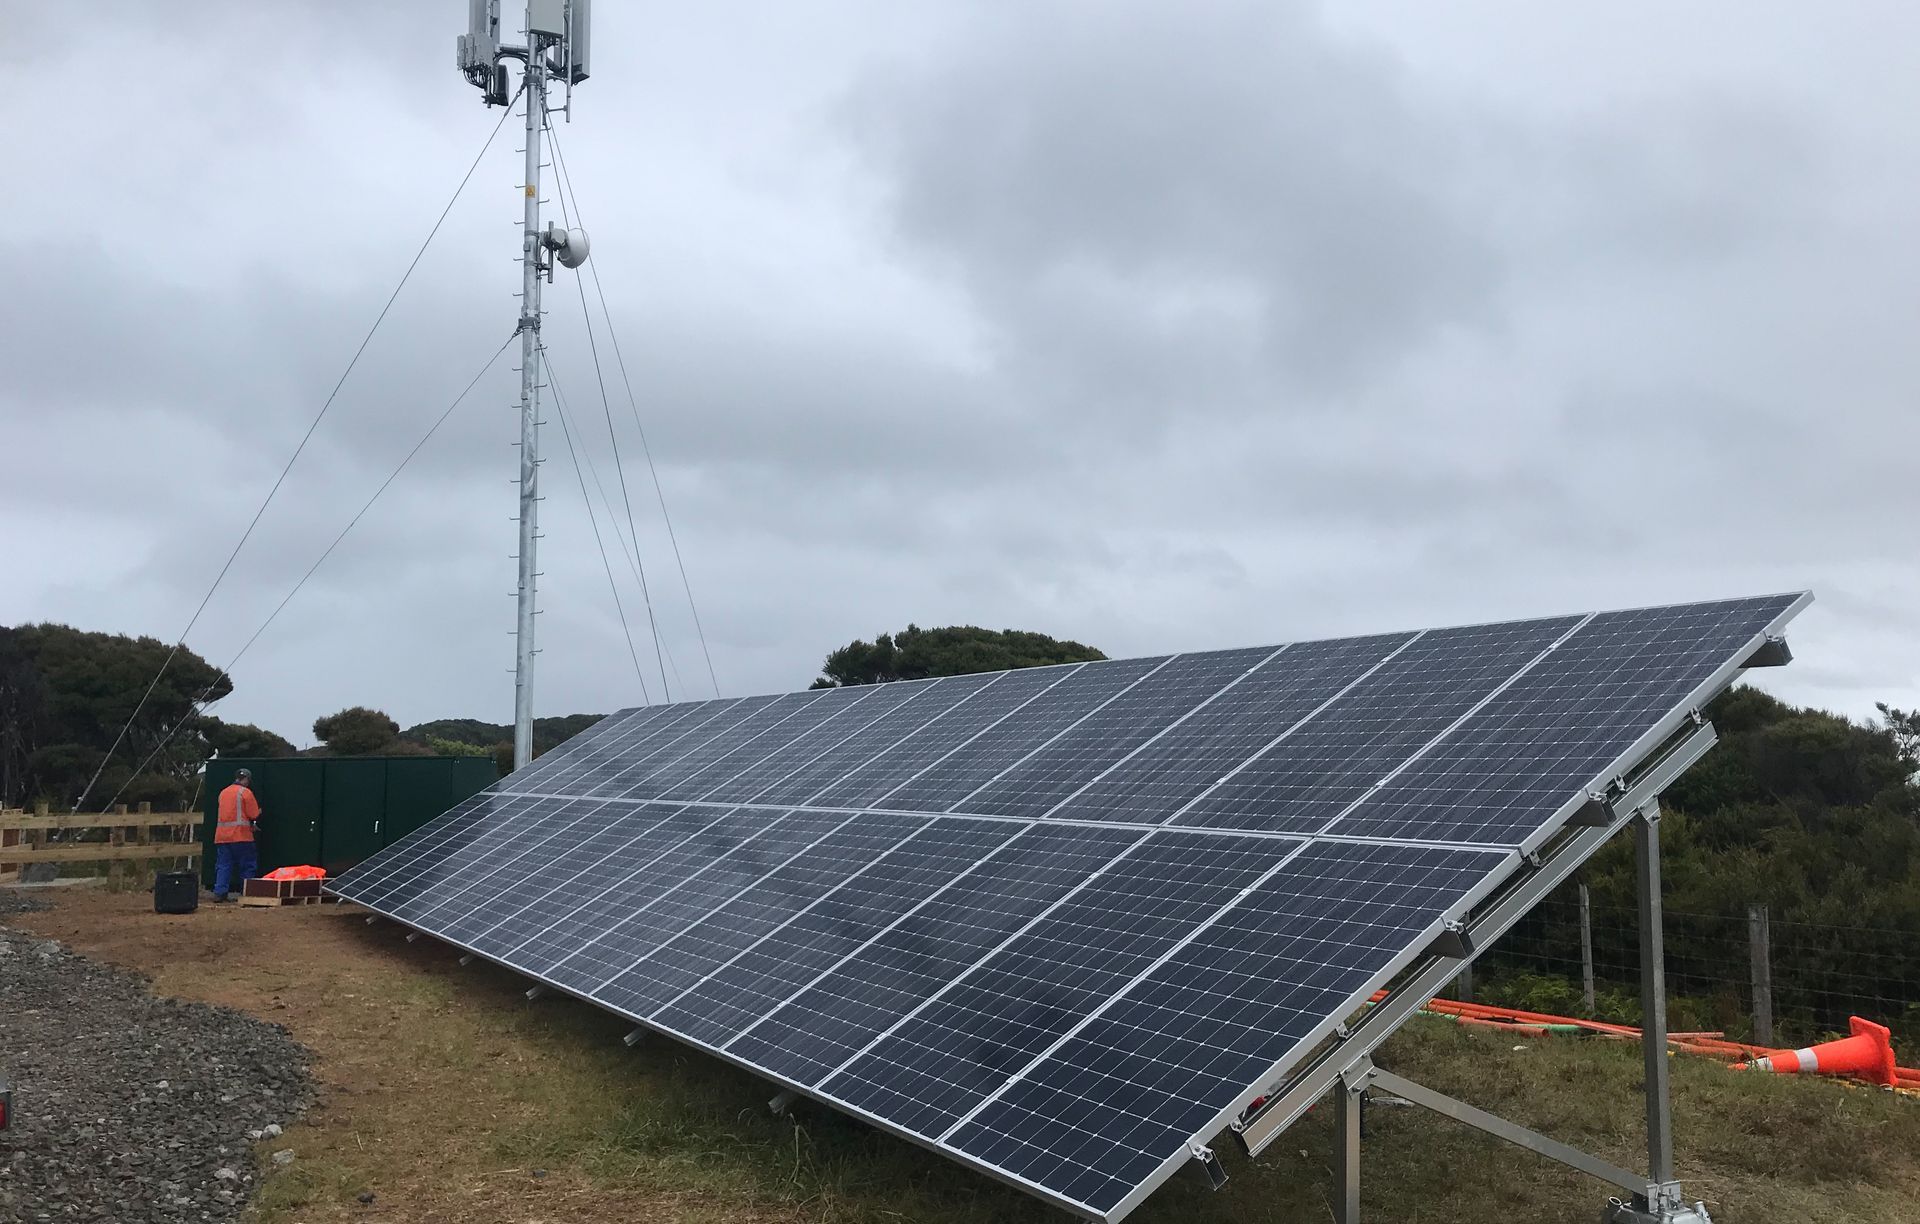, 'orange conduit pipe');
1367,990,1920,1089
